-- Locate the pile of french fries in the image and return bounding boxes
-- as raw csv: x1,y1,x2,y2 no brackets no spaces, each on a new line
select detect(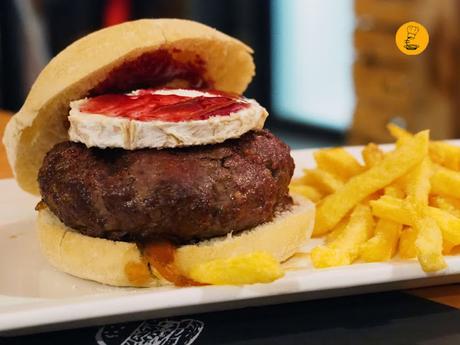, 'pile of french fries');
290,124,460,272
